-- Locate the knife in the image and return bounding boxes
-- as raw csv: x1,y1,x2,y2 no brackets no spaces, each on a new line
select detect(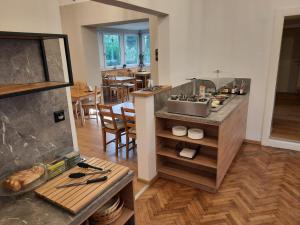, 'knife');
68,170,111,179
77,162,103,171
56,176,108,189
